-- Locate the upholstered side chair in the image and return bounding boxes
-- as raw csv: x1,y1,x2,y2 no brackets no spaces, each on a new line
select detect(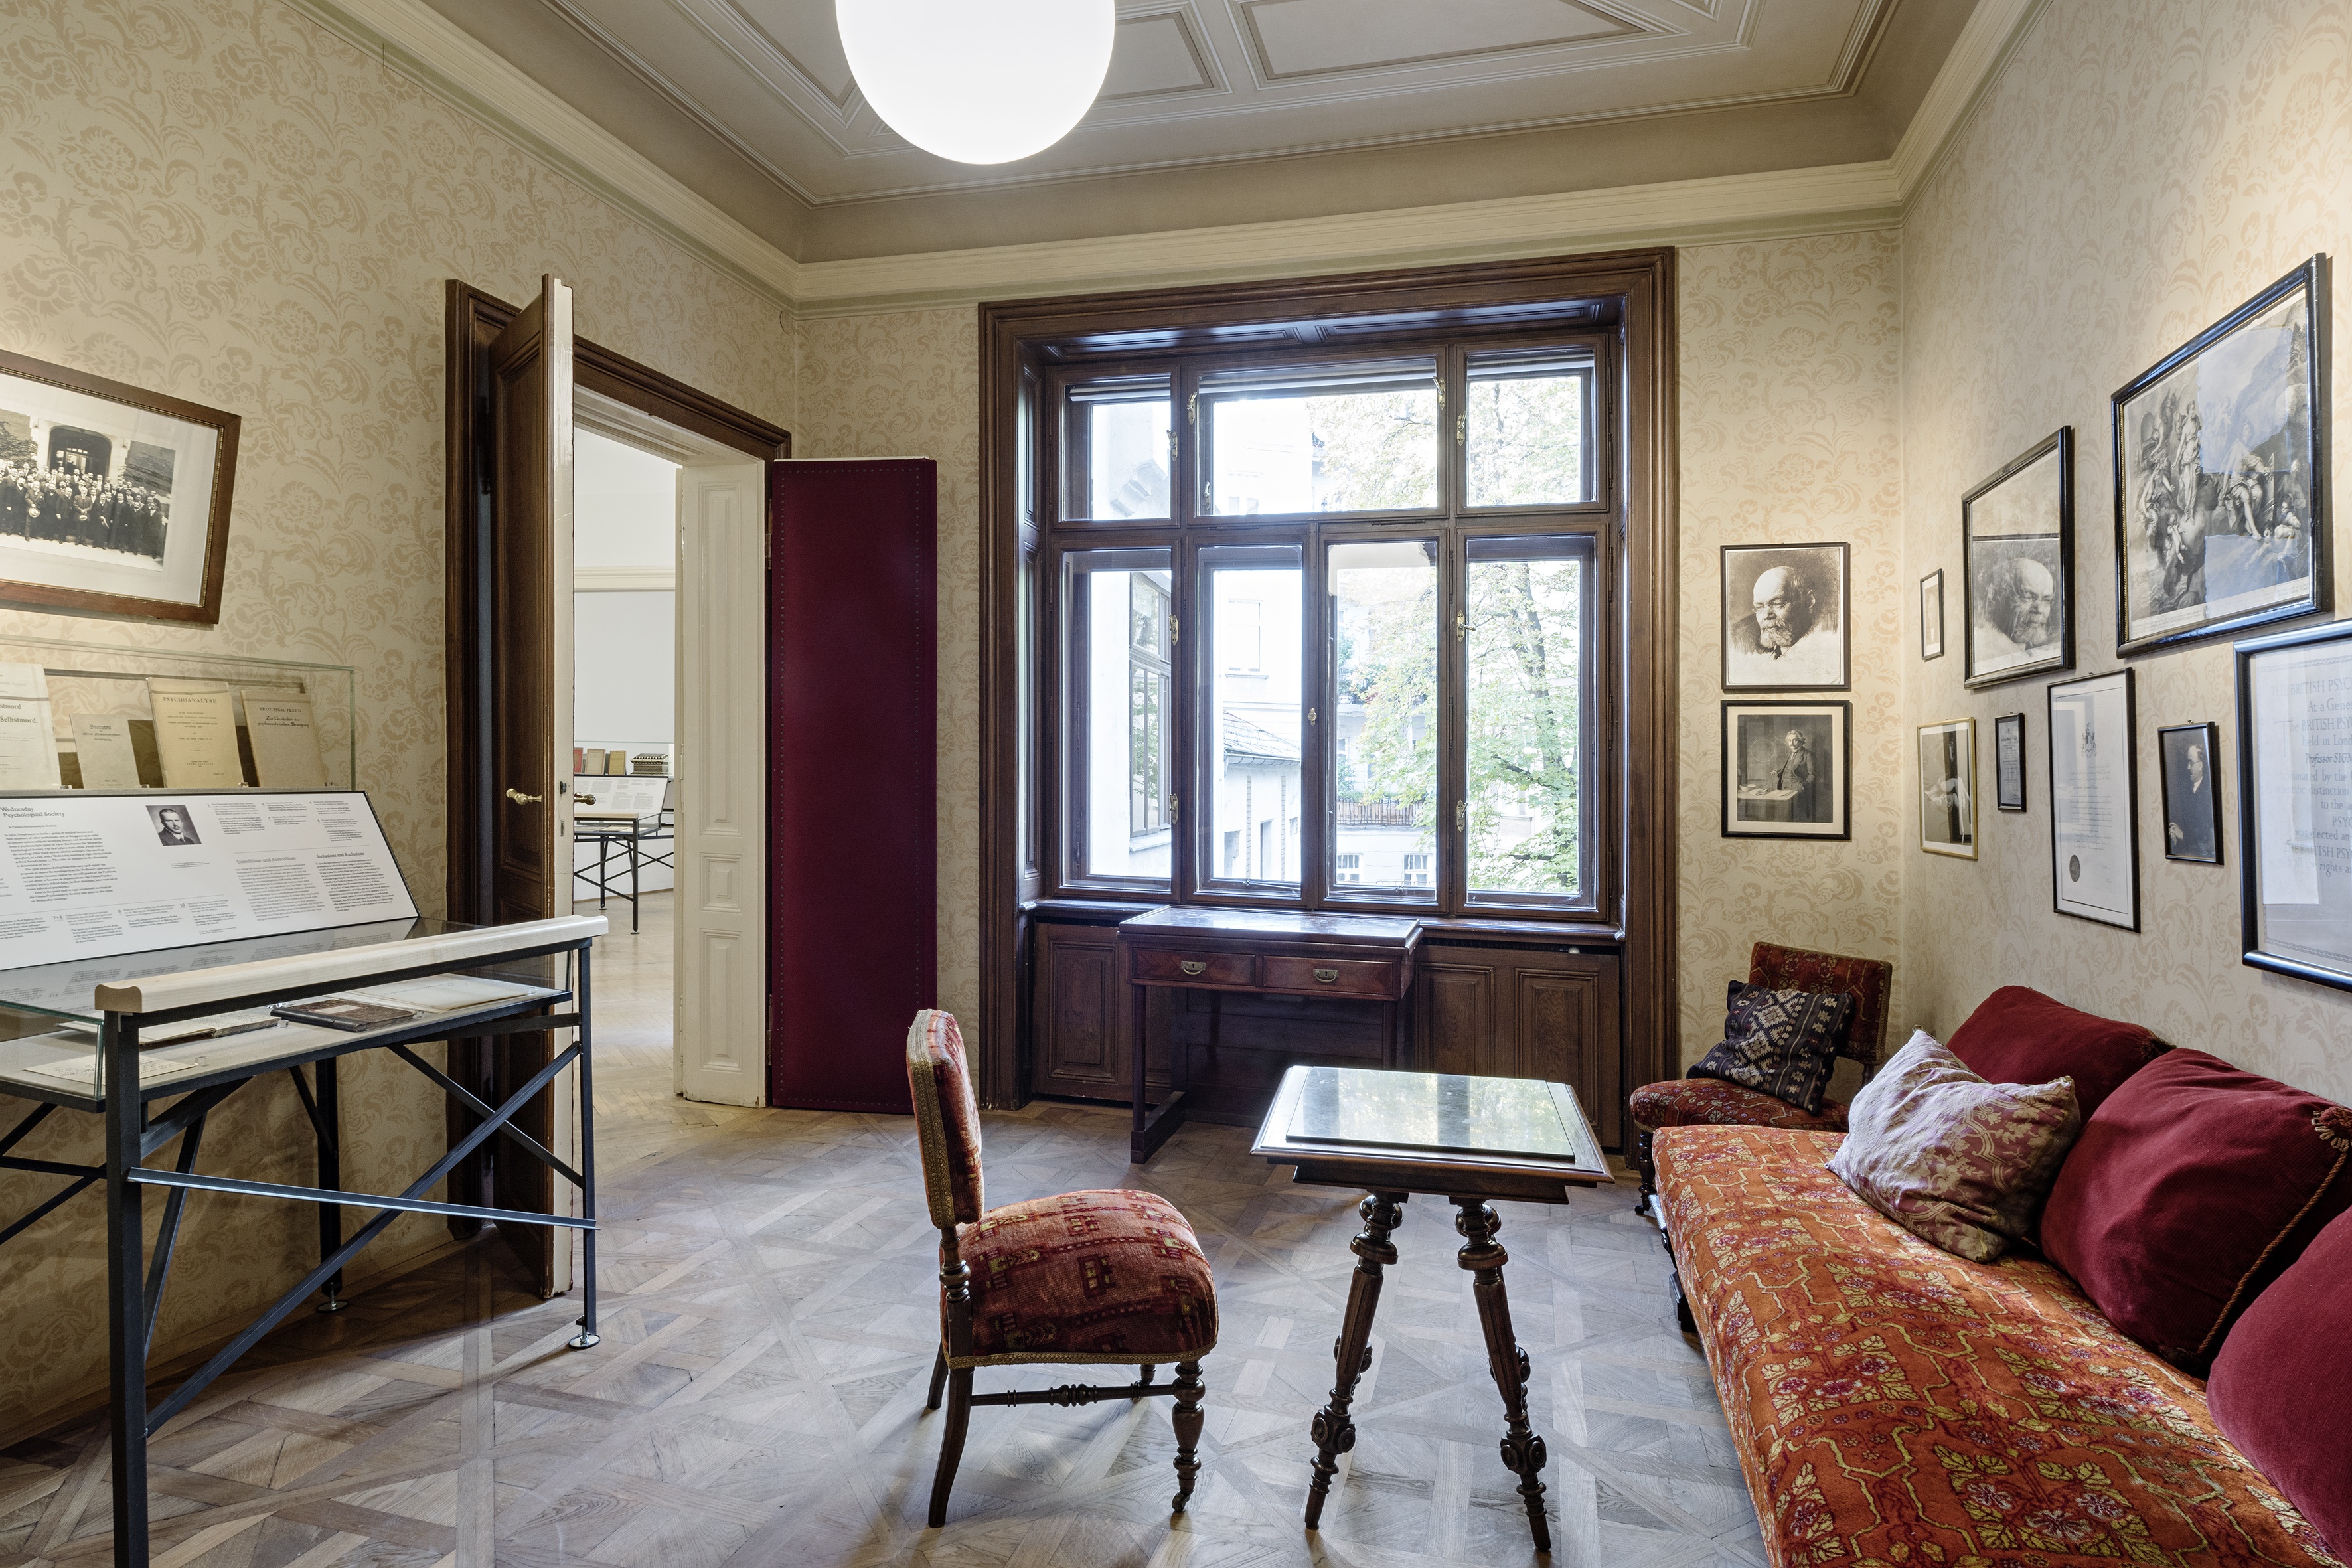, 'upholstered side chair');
1628,941,1893,1215
905,1010,1219,1528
